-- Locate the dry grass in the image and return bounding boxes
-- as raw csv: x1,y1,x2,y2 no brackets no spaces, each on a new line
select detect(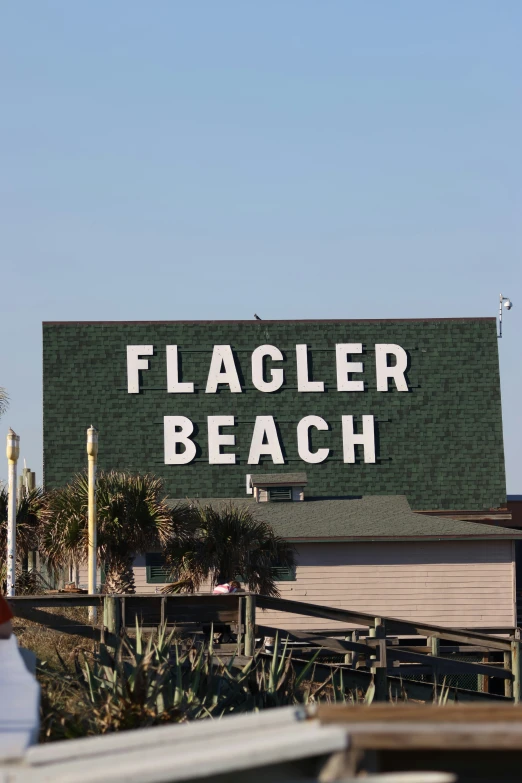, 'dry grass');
13,606,97,671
